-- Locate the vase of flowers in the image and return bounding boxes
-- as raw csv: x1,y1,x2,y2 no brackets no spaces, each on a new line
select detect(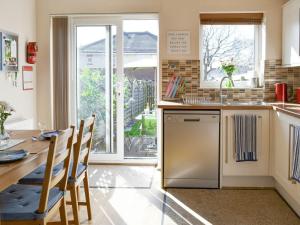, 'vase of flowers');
0,101,14,146
221,60,236,88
